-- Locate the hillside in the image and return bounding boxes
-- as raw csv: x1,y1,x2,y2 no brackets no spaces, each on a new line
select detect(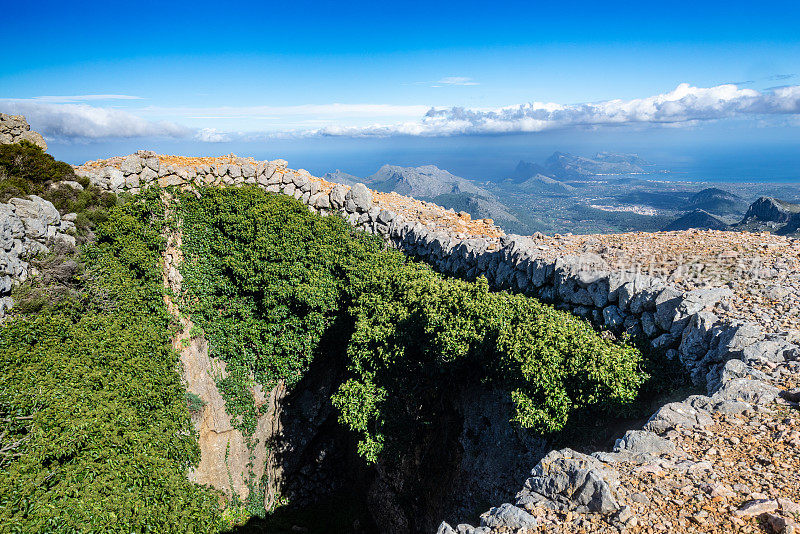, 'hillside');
687,187,748,216
543,151,656,180
735,196,800,236
661,209,730,231
327,164,520,227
